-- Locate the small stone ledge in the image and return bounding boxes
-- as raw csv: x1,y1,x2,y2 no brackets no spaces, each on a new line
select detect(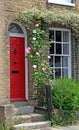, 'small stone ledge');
0,104,13,123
